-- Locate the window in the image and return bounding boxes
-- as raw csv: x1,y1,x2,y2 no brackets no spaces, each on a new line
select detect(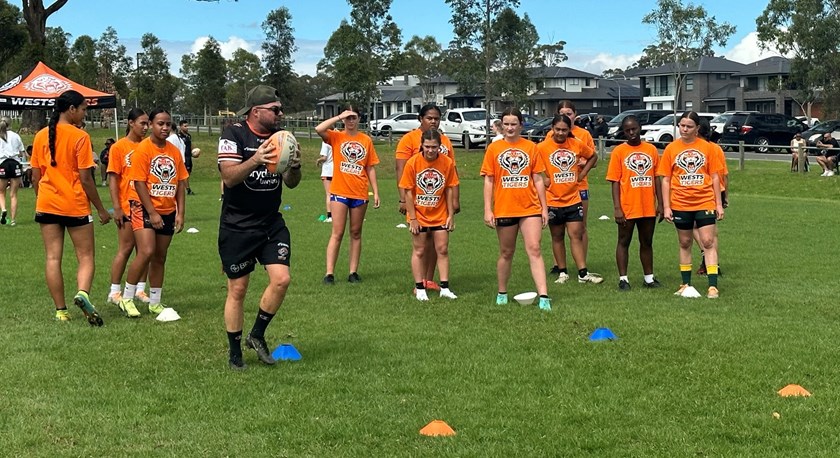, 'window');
685,75,694,91
585,78,592,86
685,101,693,110
568,78,580,86
447,112,461,122
717,73,728,80
652,103,664,110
